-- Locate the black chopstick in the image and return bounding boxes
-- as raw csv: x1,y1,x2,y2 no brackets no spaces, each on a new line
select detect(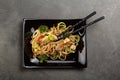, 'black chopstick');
57,11,96,37
56,16,105,41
